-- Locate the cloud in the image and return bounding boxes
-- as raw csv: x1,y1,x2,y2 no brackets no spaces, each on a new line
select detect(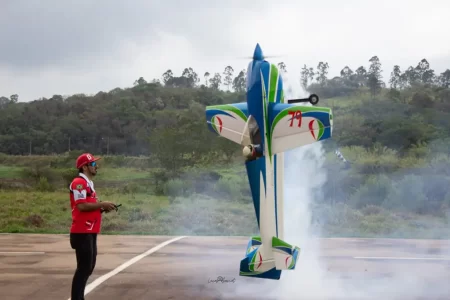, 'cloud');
1,0,450,101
